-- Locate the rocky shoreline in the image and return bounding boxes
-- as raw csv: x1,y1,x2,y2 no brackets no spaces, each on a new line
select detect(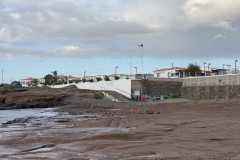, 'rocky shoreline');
0,87,104,110
1,98,240,159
